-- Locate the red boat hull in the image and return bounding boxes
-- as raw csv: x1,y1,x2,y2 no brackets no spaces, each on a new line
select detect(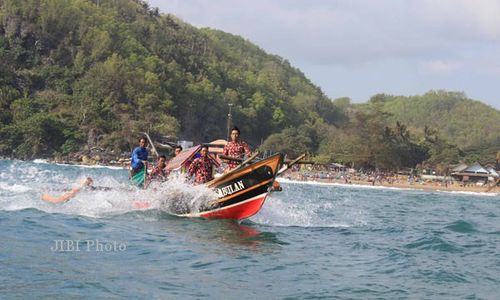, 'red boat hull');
199,193,267,220
172,153,283,220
